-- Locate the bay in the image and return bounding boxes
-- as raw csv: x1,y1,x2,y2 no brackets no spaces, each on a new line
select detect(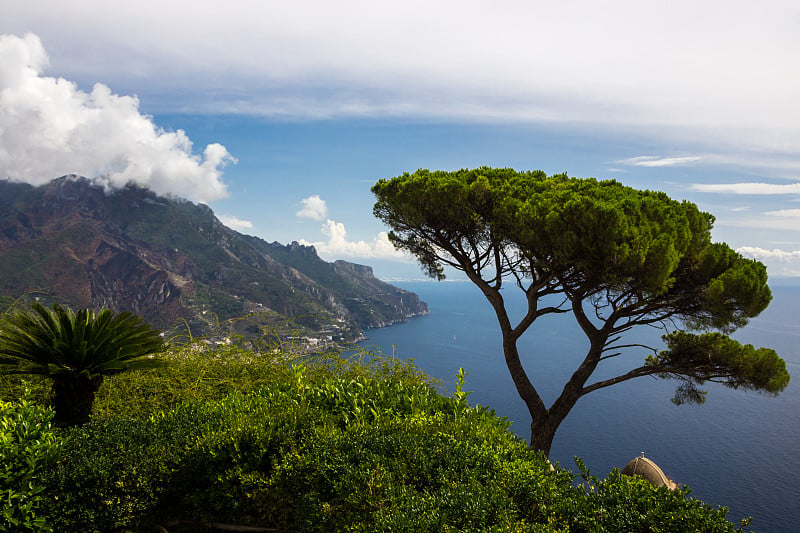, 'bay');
359,281,800,533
